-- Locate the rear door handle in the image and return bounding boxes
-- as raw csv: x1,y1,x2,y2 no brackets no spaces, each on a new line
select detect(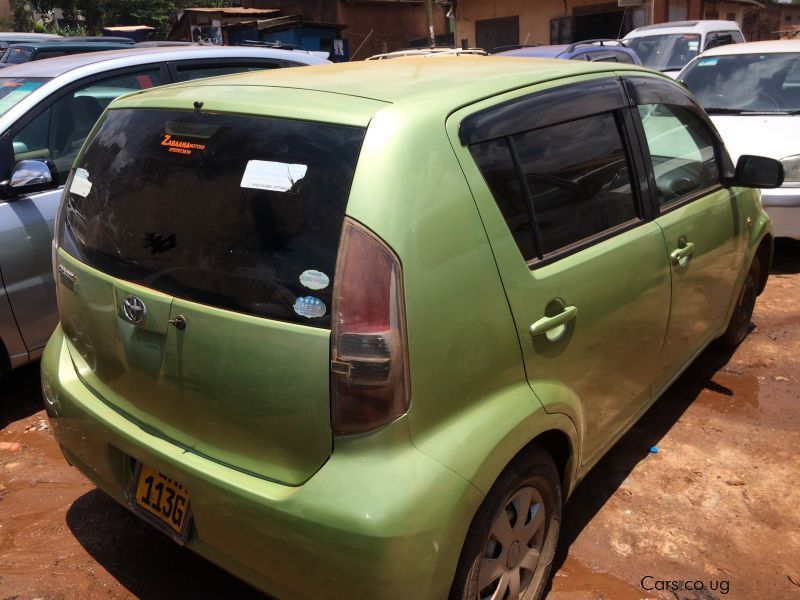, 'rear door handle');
530,305,577,341
670,242,695,267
